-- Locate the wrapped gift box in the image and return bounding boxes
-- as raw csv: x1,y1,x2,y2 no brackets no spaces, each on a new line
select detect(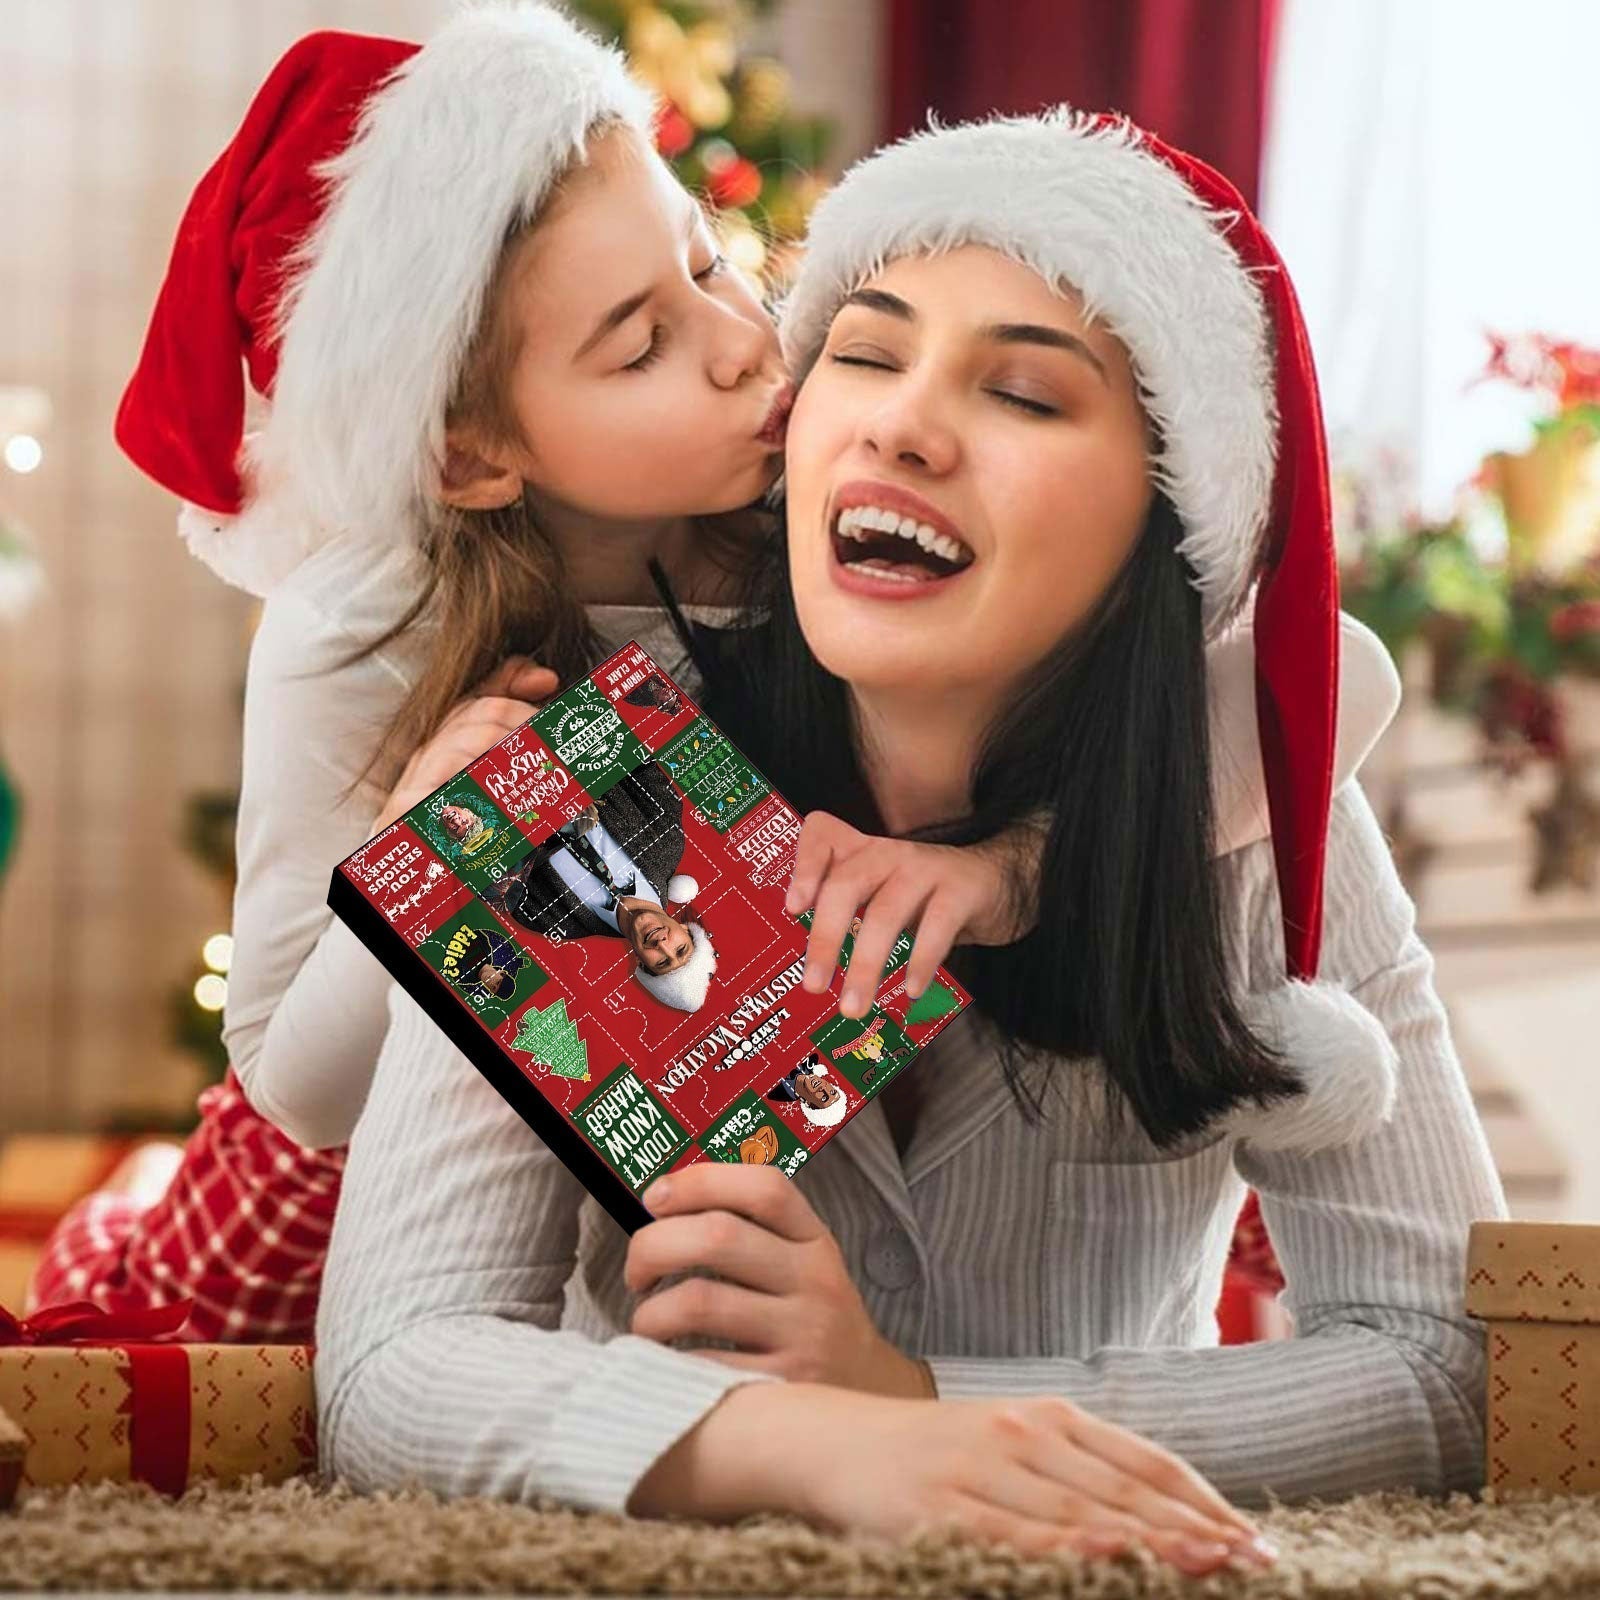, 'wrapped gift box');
0,1302,316,1498
0,1403,23,1511
1466,1219,1600,1494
